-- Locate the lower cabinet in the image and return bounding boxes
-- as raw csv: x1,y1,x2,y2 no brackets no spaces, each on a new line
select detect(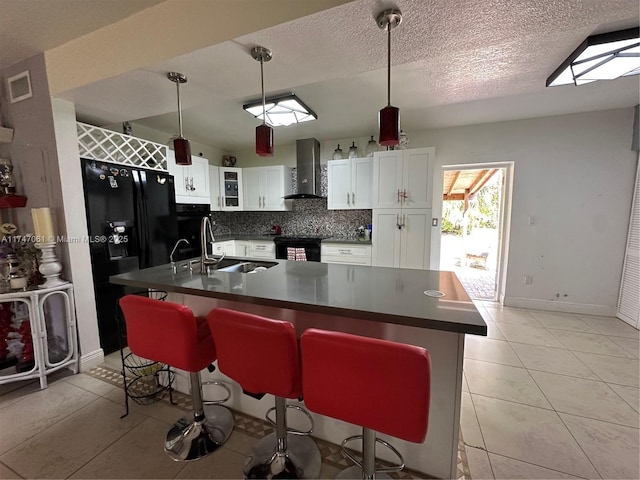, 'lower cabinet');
247,240,276,259
321,243,372,266
213,240,276,259
372,209,432,269
213,240,236,256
